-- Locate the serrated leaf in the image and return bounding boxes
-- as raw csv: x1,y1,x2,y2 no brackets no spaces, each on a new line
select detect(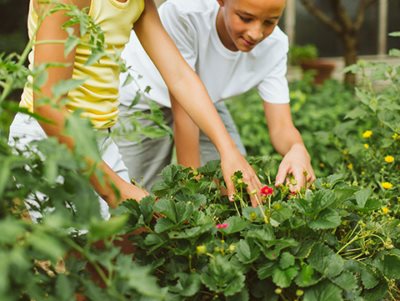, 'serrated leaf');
360,266,379,289
169,273,201,297
381,253,400,279
236,239,260,264
220,216,249,234
201,256,245,296
308,243,344,278
279,252,295,269
333,272,358,292
295,264,321,287
257,261,276,280
309,208,341,230
272,266,298,288
154,217,176,233
303,281,343,301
